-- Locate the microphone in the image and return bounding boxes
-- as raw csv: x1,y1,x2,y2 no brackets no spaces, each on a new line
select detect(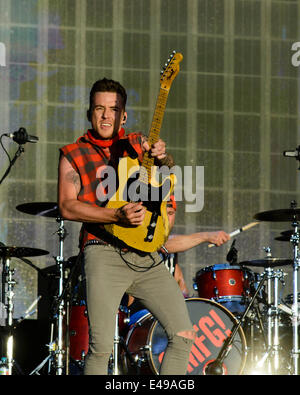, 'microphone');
4,127,39,144
283,146,300,159
226,239,238,265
